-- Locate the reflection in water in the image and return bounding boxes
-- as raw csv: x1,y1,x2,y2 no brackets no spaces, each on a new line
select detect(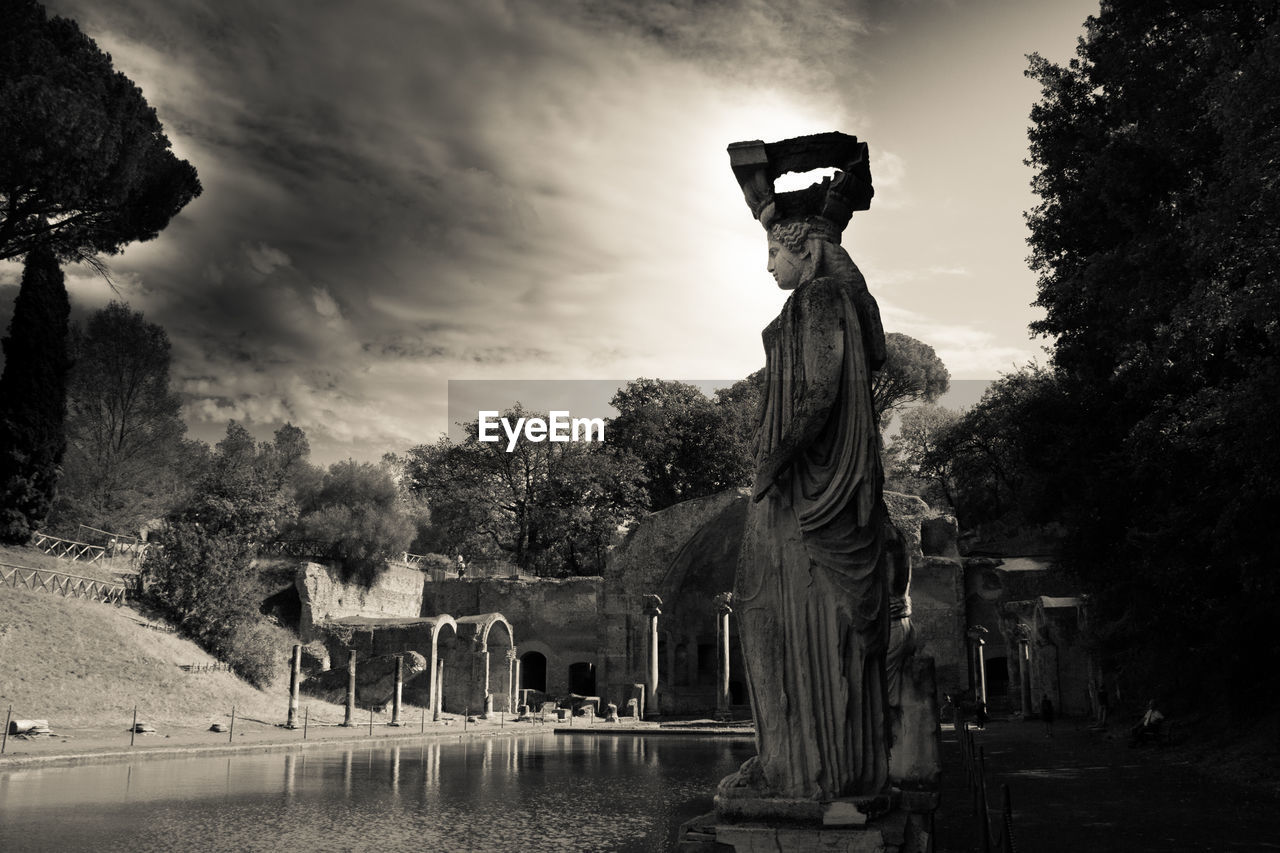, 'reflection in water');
0,734,754,852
